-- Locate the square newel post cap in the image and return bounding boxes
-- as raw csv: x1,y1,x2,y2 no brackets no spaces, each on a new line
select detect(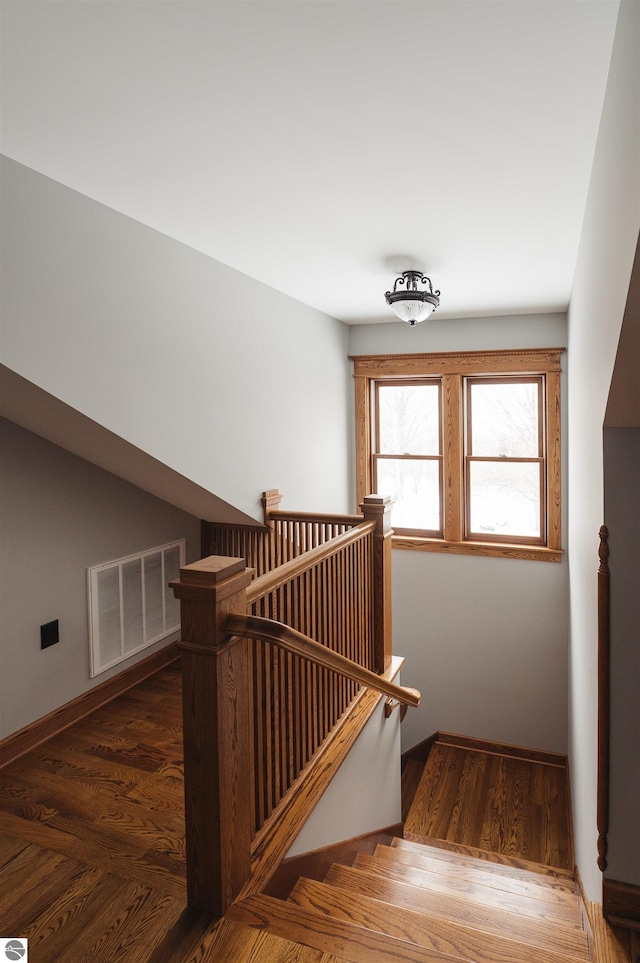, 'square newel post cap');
360,494,395,534
170,555,254,602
